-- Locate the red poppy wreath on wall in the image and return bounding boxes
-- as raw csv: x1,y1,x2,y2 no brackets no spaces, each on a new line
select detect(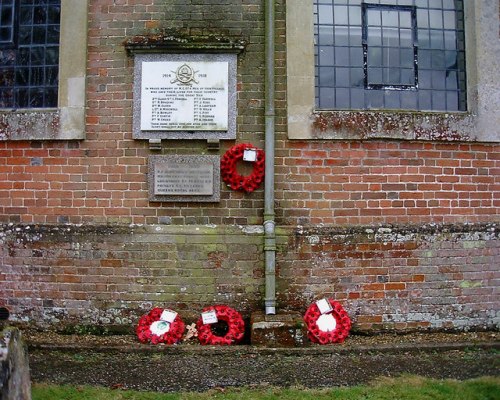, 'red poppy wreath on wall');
196,305,245,345
136,307,185,345
221,143,265,193
303,299,351,344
